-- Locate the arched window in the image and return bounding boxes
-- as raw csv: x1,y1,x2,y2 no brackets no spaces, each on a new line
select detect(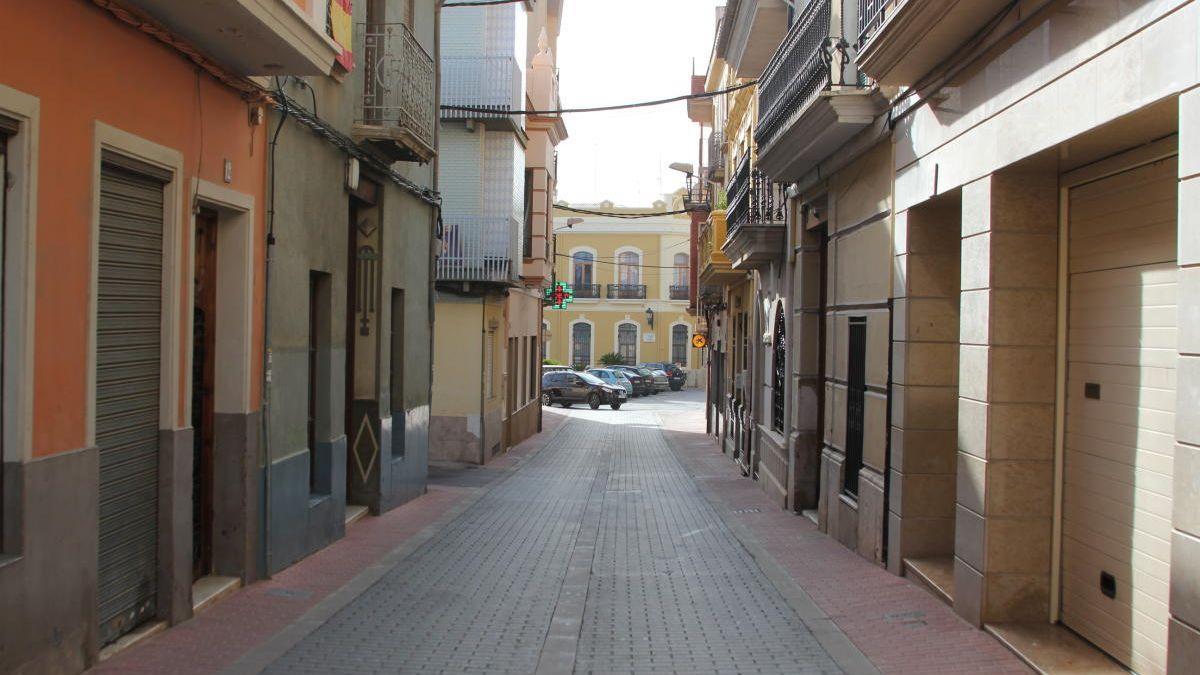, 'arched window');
671,324,689,367
617,251,640,286
673,253,689,286
572,251,594,288
571,322,591,368
771,303,786,433
617,323,637,365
